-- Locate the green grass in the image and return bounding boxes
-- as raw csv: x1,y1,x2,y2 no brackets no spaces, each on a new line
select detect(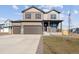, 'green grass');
43,36,79,54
